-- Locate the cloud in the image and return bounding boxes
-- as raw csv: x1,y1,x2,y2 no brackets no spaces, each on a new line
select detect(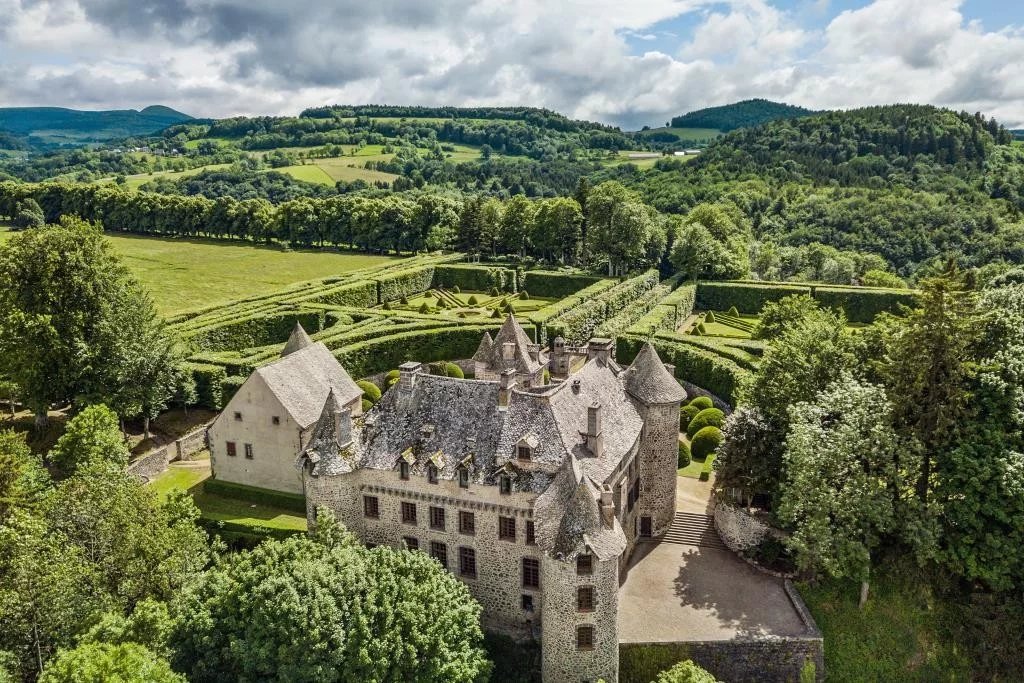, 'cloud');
0,0,1021,129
